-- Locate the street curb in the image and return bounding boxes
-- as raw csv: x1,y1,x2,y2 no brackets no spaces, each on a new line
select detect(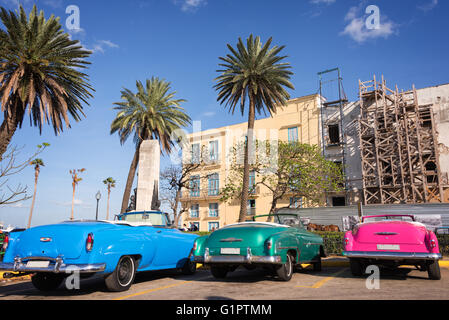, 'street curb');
198,260,449,269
